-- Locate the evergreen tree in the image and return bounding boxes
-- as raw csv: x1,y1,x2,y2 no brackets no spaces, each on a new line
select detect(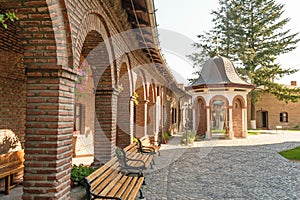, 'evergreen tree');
189,0,300,121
